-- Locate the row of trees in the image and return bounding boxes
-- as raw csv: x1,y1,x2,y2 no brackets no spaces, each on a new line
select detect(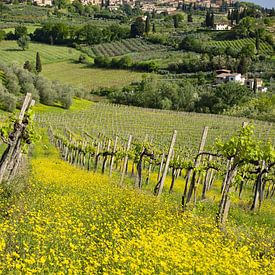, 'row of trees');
31,22,129,45
105,77,253,114
0,63,85,111
93,55,158,72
